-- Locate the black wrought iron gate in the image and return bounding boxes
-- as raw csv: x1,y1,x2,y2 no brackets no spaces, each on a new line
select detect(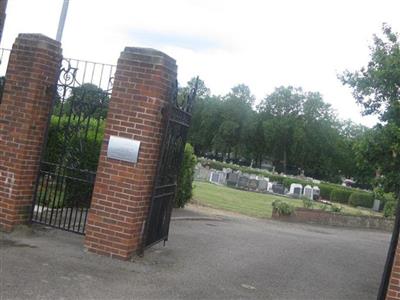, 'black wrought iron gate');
145,79,198,248
31,58,115,234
